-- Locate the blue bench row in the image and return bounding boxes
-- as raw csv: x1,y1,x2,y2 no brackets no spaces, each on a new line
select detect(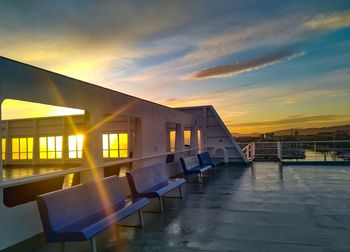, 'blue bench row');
37,164,186,251
180,152,223,183
36,152,220,251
